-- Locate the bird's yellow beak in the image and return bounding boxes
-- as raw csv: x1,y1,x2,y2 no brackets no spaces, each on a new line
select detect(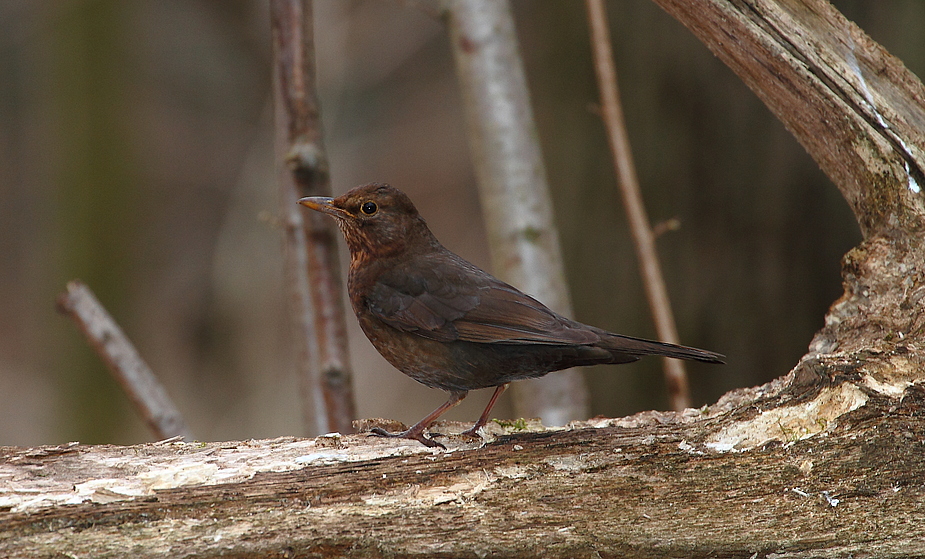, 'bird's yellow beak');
298,196,348,219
